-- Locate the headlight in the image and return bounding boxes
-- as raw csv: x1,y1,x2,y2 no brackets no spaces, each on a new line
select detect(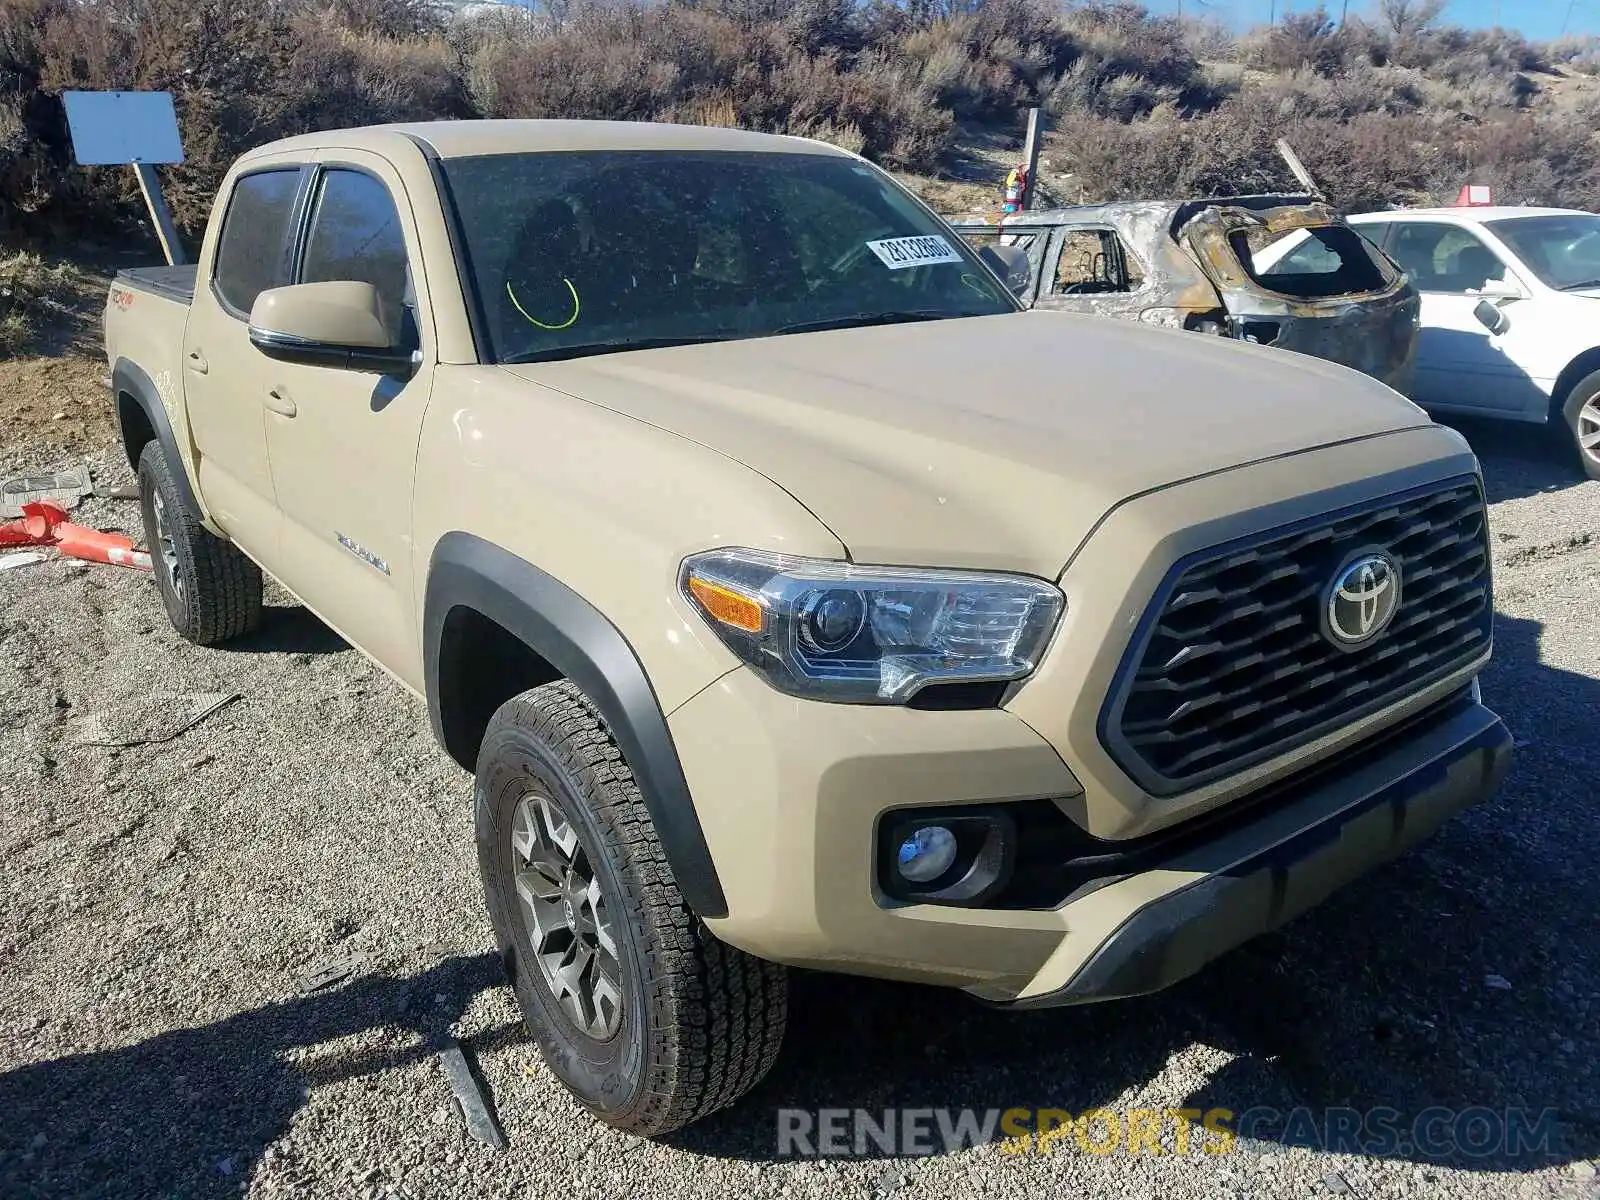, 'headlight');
680,549,1064,703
